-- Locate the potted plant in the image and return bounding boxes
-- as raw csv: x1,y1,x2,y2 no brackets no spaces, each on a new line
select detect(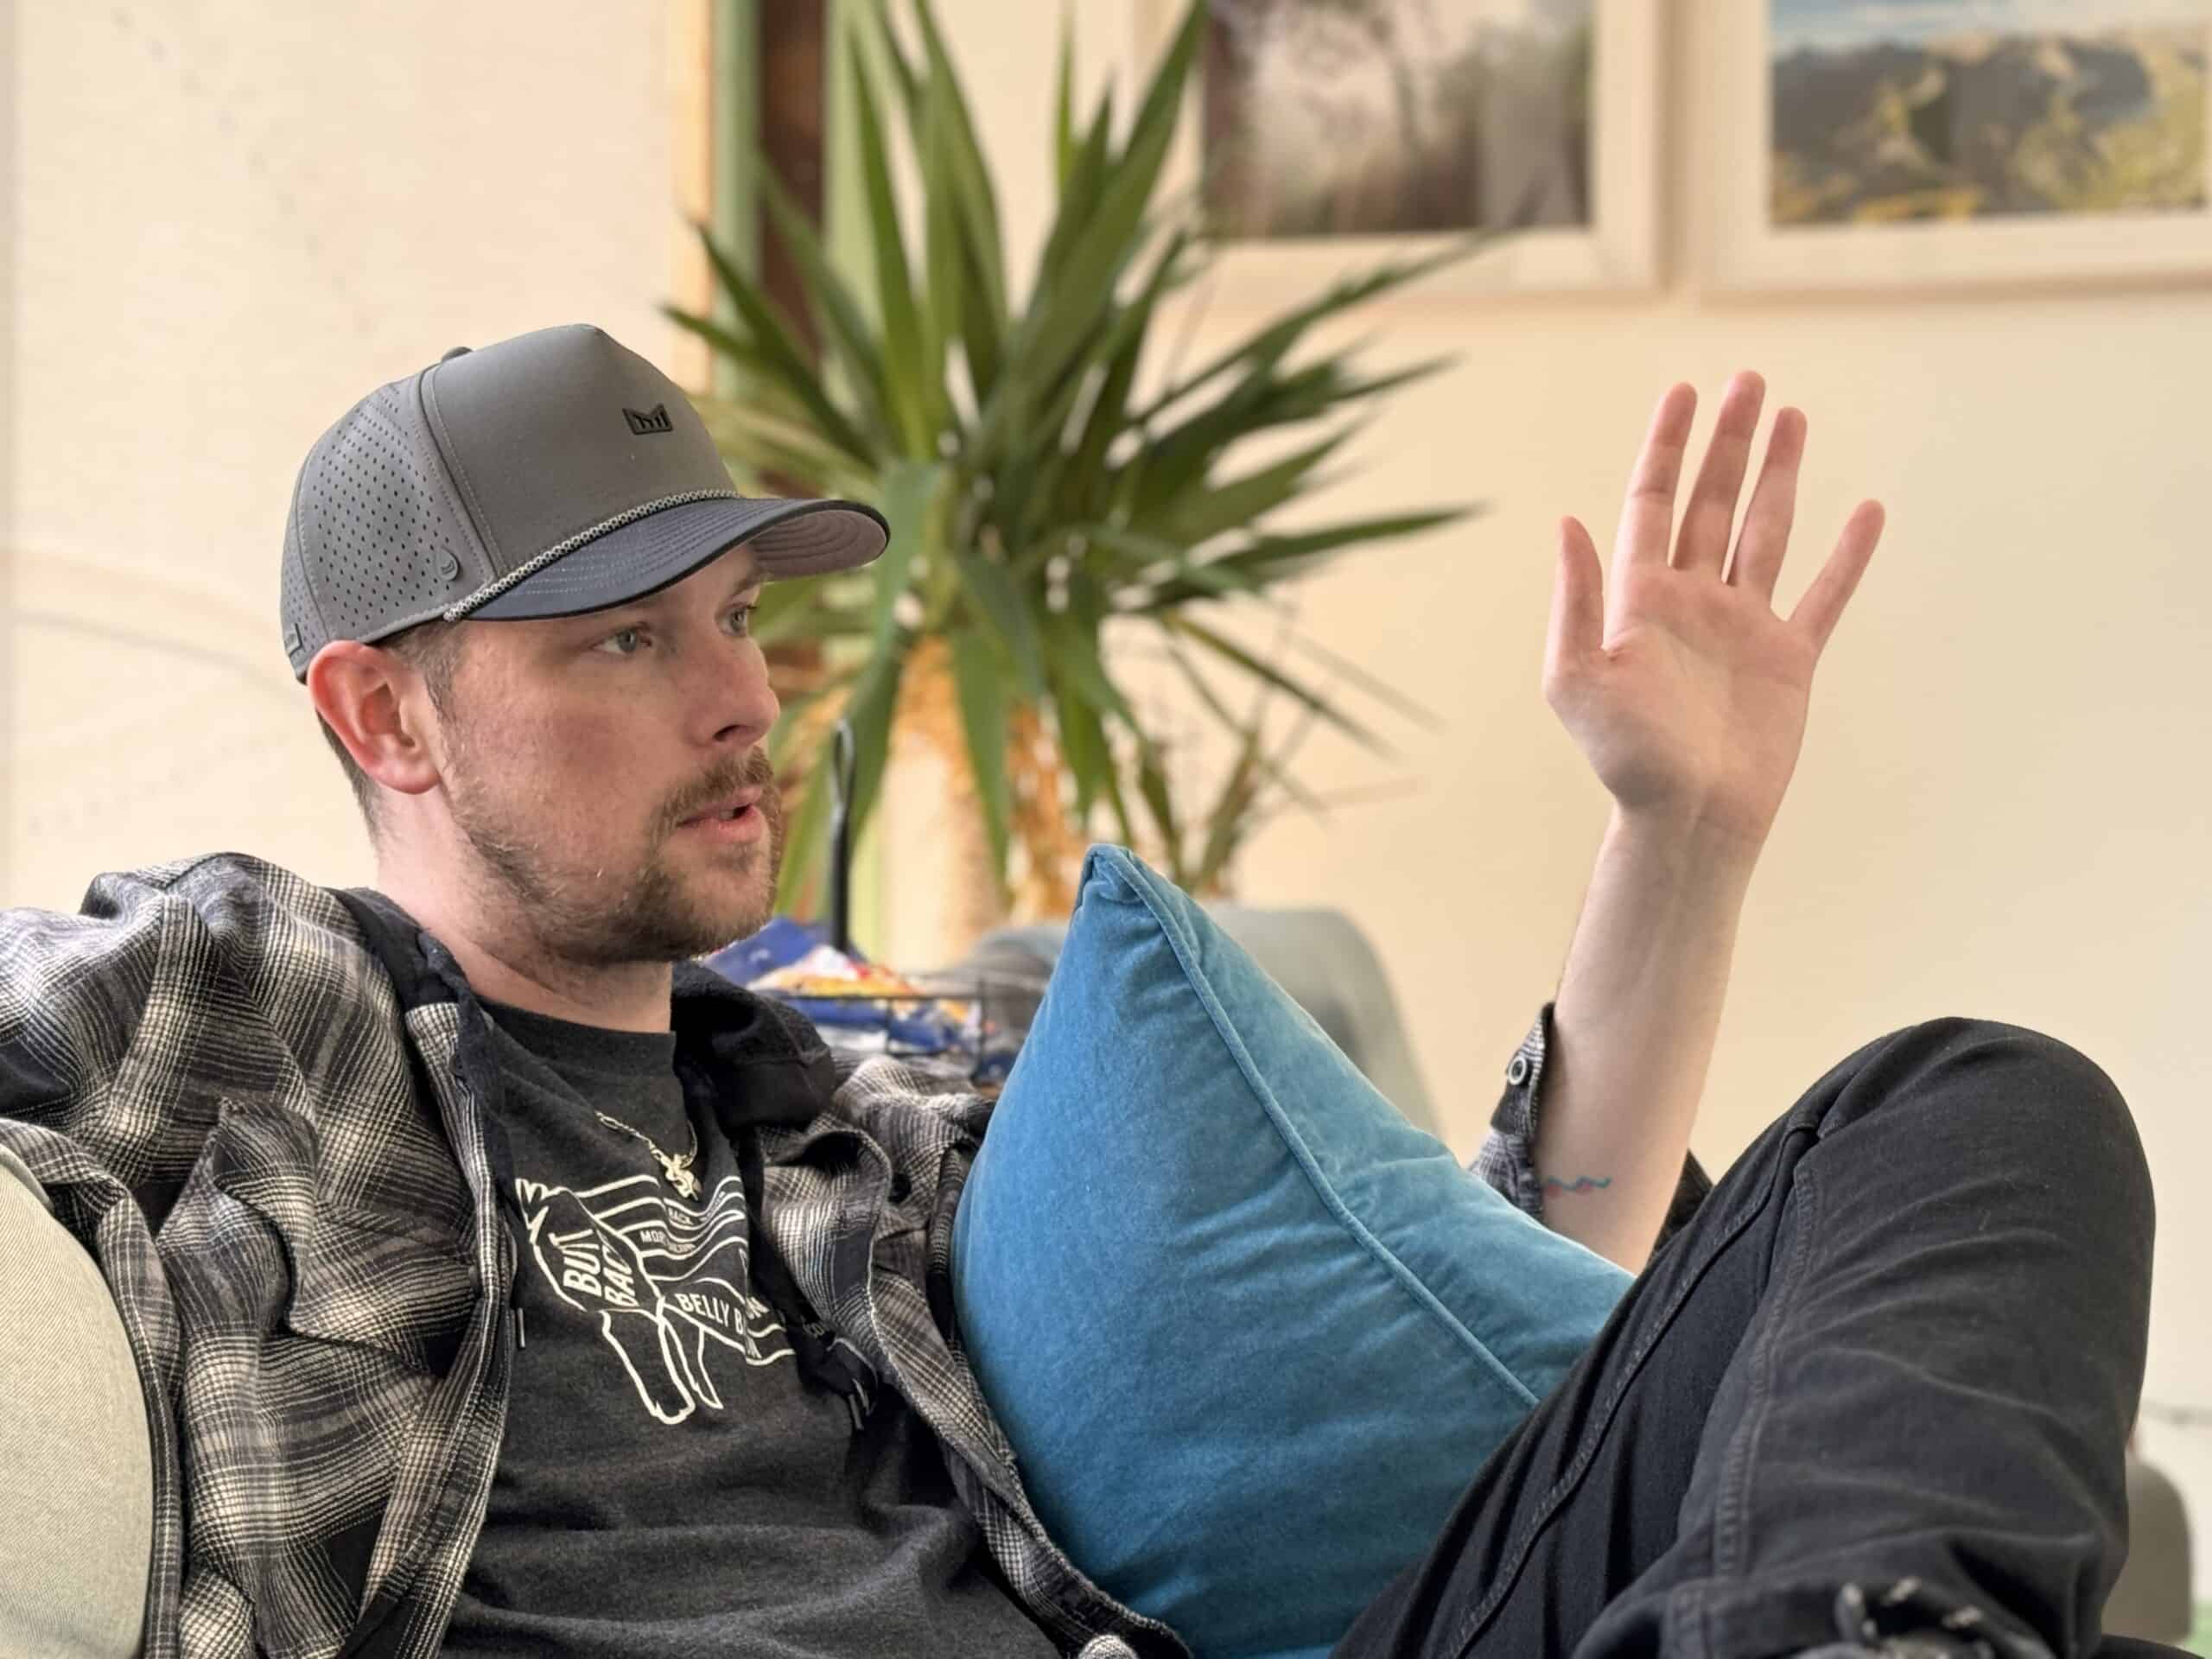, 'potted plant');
666,0,1485,926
